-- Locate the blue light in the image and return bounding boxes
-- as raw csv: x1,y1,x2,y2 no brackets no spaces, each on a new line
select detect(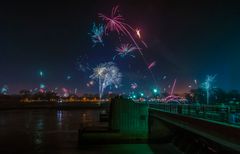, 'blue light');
67,75,71,80
39,71,44,77
40,84,45,89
